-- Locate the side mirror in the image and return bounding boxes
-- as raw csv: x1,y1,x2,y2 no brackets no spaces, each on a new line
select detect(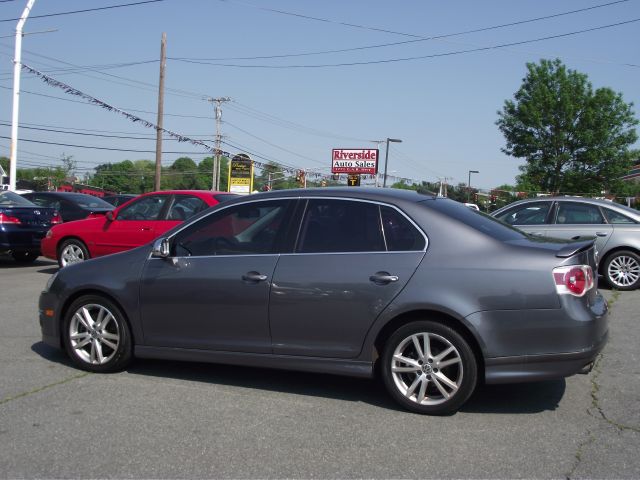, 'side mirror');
151,238,170,258
106,211,115,221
